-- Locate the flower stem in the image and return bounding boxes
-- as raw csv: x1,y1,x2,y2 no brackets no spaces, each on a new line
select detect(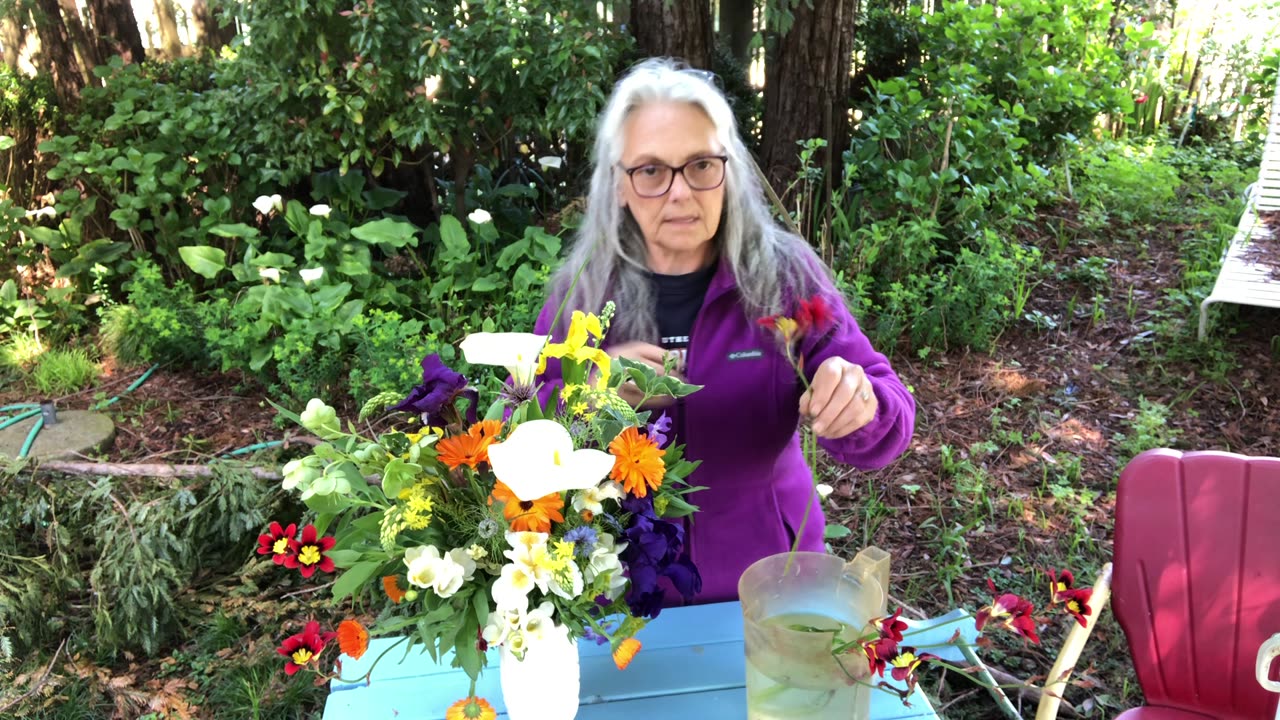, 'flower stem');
330,635,409,684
